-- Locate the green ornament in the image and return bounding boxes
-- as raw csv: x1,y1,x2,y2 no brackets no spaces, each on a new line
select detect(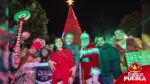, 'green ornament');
14,10,31,22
